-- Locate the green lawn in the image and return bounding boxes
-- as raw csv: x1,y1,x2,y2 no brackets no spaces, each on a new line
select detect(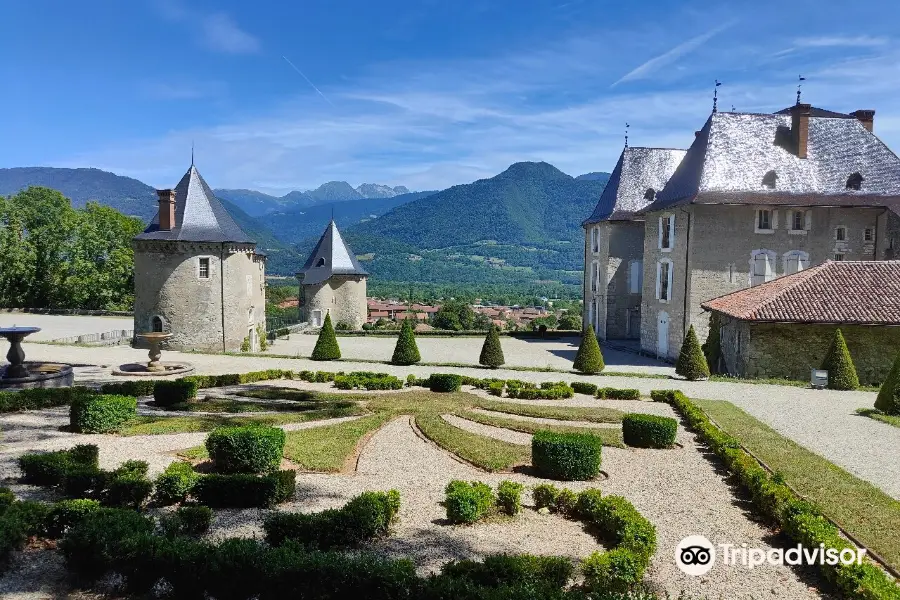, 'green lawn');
458,409,624,448
282,413,392,471
856,408,900,429
120,406,363,436
414,413,529,471
162,397,349,414
474,398,623,423
696,399,900,571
